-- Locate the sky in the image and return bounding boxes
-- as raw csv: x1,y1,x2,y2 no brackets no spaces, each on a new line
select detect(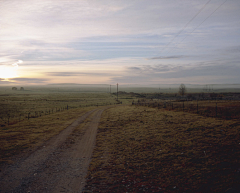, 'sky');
0,0,240,85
